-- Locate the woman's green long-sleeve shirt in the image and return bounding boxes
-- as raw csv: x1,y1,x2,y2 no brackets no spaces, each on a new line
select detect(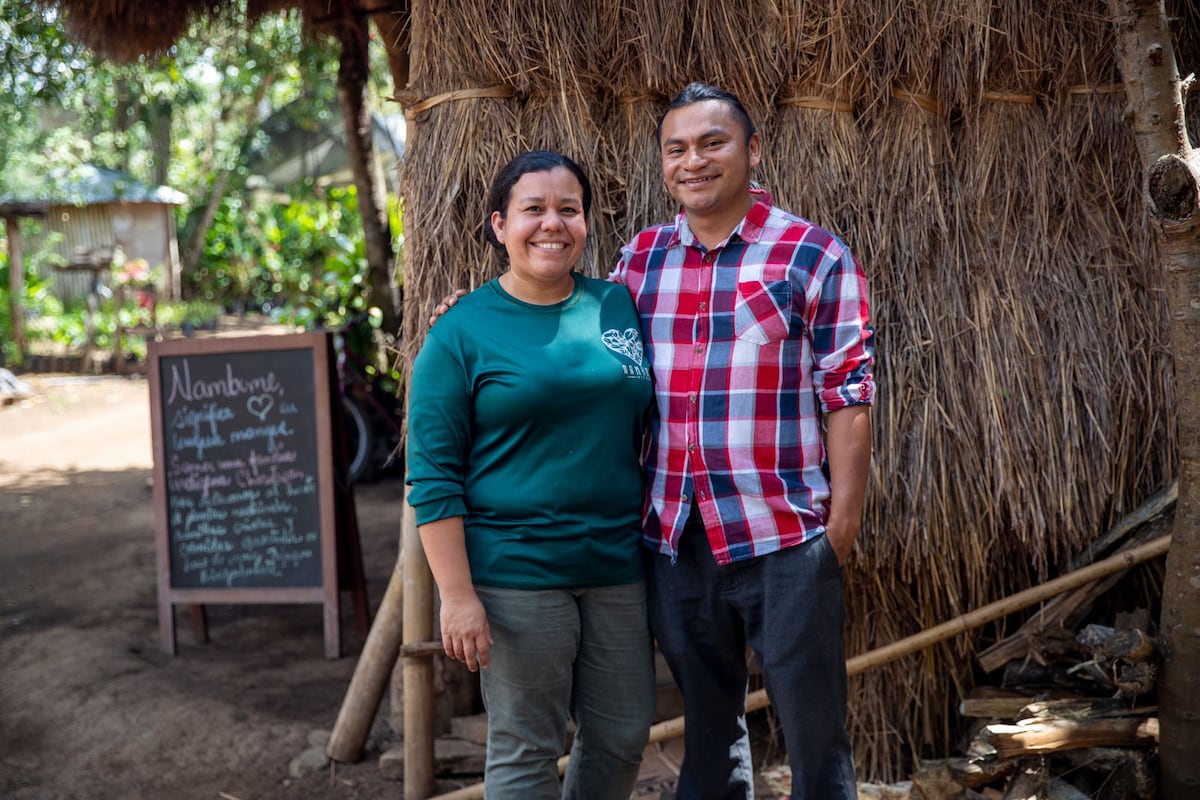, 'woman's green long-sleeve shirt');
406,274,652,590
